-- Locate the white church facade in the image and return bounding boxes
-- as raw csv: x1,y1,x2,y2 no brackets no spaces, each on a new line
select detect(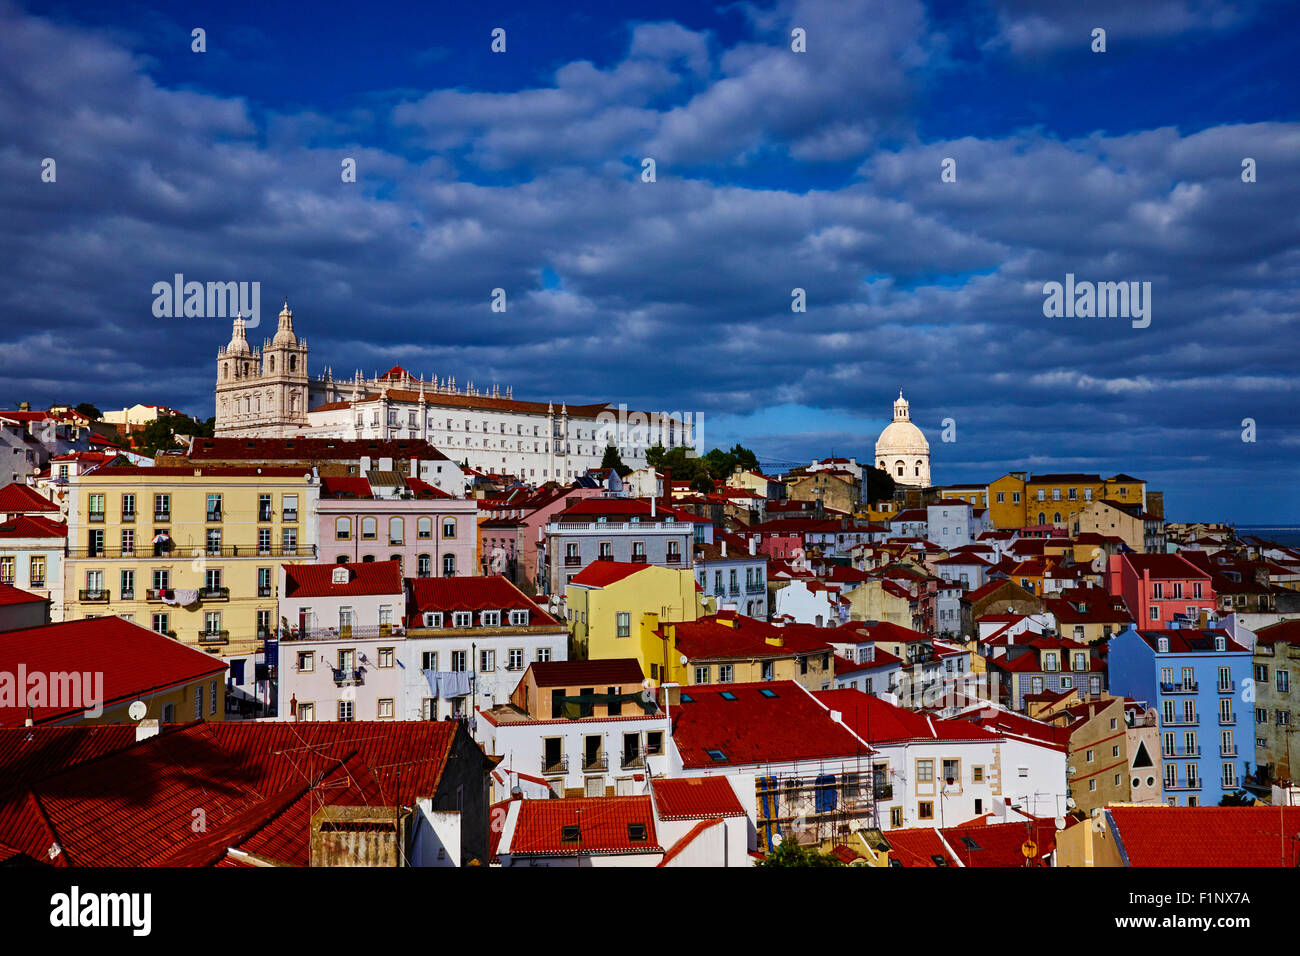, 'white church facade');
214,305,697,481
